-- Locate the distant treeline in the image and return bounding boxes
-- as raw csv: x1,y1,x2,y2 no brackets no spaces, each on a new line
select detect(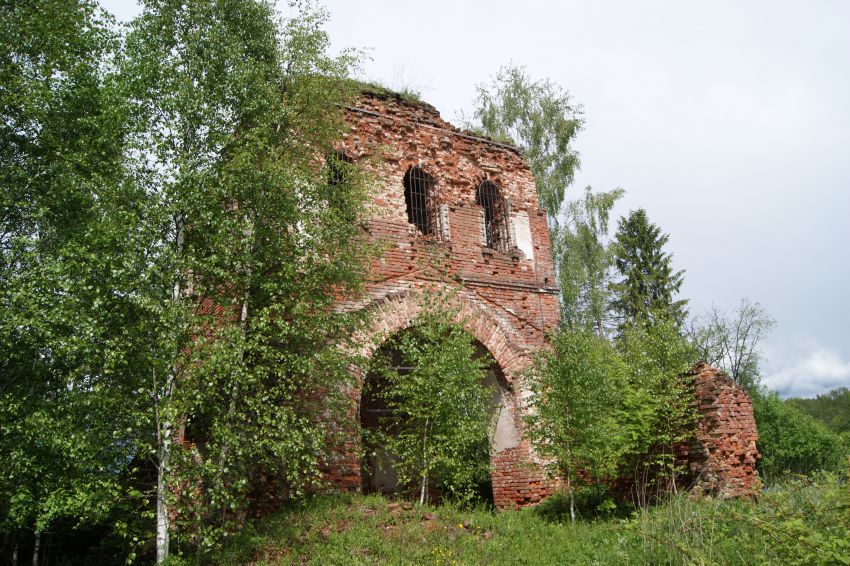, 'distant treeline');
787,387,850,435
